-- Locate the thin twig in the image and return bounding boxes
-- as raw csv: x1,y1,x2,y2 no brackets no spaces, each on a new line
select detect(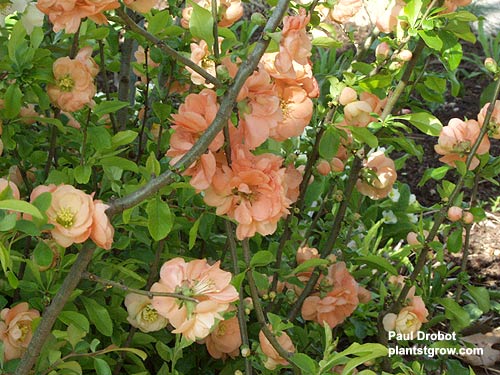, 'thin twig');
98,40,117,133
